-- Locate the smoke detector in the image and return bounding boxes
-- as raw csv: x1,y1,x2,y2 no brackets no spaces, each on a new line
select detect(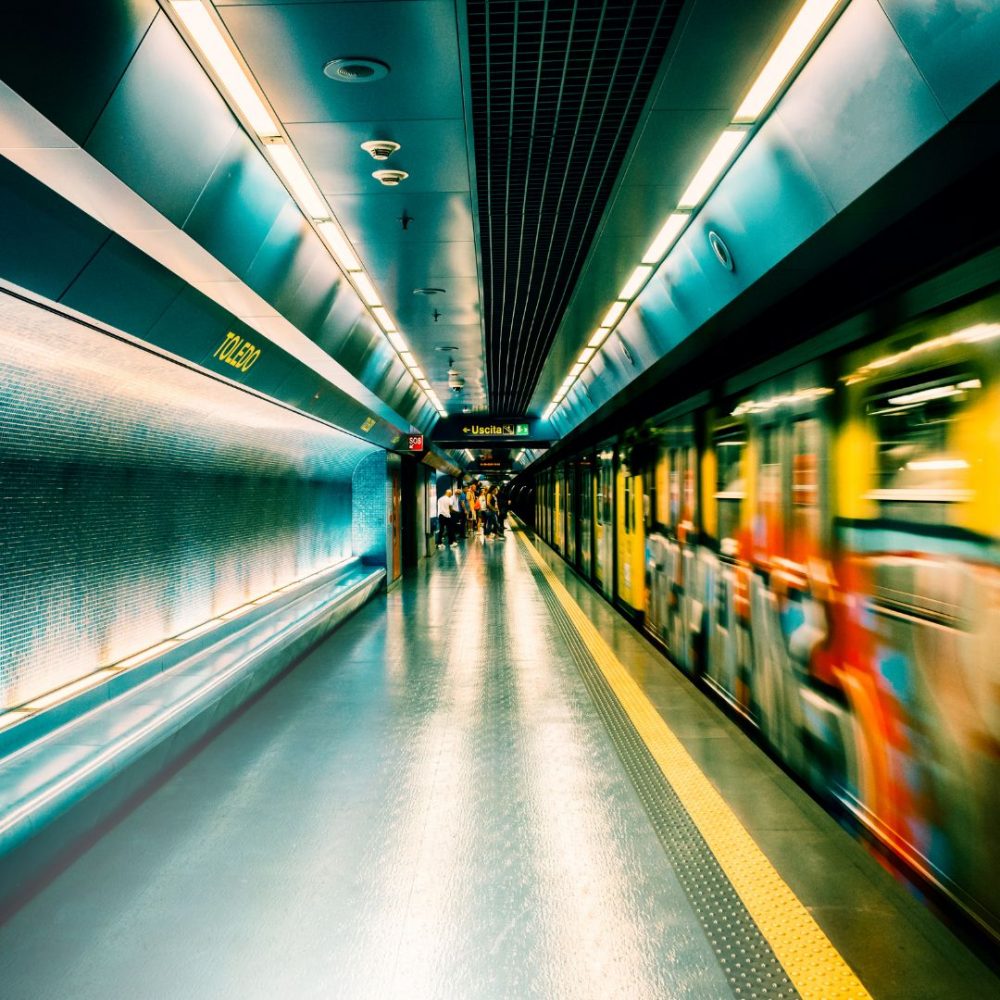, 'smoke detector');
447,358,465,393
361,140,400,161
323,57,390,83
372,169,409,187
